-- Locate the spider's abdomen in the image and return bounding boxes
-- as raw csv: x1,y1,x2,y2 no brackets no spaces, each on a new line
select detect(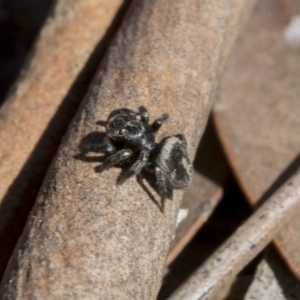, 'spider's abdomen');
156,135,192,189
